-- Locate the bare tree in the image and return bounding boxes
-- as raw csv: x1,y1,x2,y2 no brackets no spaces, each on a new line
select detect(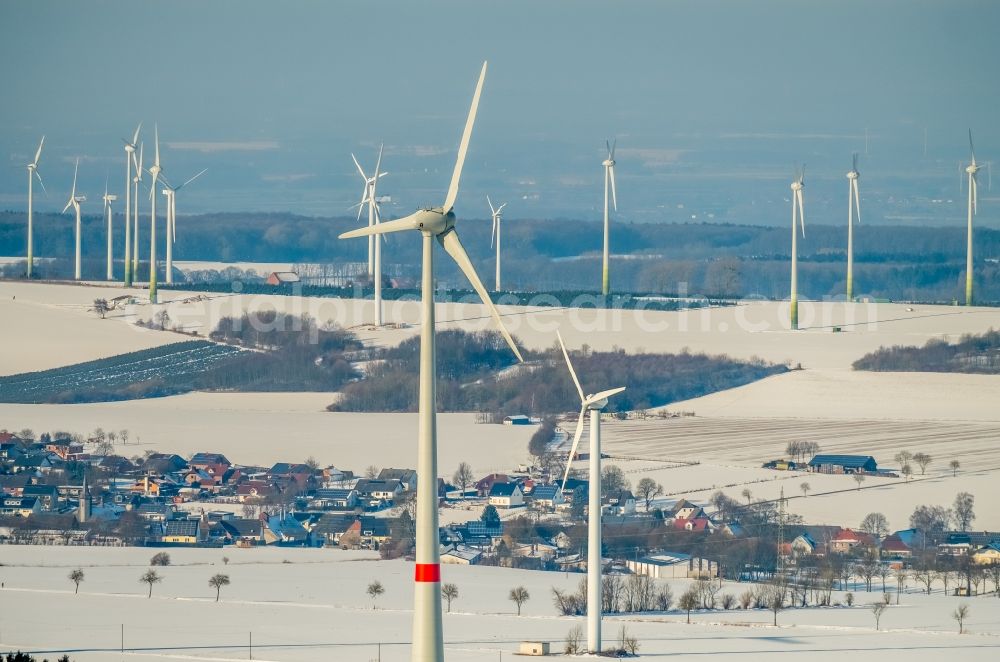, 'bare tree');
953,492,976,531
912,453,932,475
636,477,663,511
140,569,162,598
871,602,887,630
509,586,530,615
69,568,84,594
853,474,866,491
894,451,913,467
365,465,380,479
800,482,810,498
953,604,969,634
453,462,474,500
741,488,752,506
895,570,908,604
154,309,171,330
441,583,459,612
367,580,384,609
901,464,913,481
93,298,110,319
209,573,230,602
859,512,889,538
564,625,583,654
150,552,171,566
679,586,699,624
949,459,961,477
766,580,787,626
